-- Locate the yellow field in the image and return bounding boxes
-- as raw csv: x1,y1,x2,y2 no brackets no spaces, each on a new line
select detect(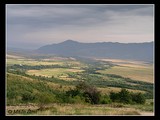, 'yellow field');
98,87,146,95
26,68,84,81
7,58,63,66
96,58,147,65
7,54,24,59
97,66,153,83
